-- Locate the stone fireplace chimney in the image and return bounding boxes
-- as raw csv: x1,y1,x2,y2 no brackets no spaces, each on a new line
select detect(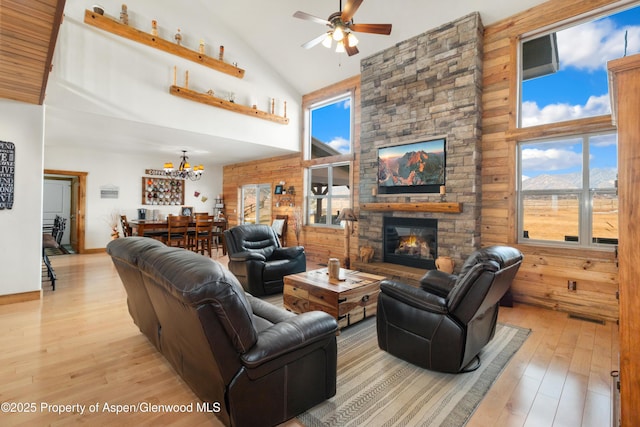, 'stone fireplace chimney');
357,13,484,272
